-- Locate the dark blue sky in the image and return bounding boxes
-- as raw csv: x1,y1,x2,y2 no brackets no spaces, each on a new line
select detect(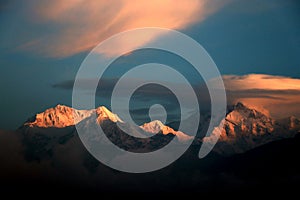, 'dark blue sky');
186,0,300,77
0,0,300,129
